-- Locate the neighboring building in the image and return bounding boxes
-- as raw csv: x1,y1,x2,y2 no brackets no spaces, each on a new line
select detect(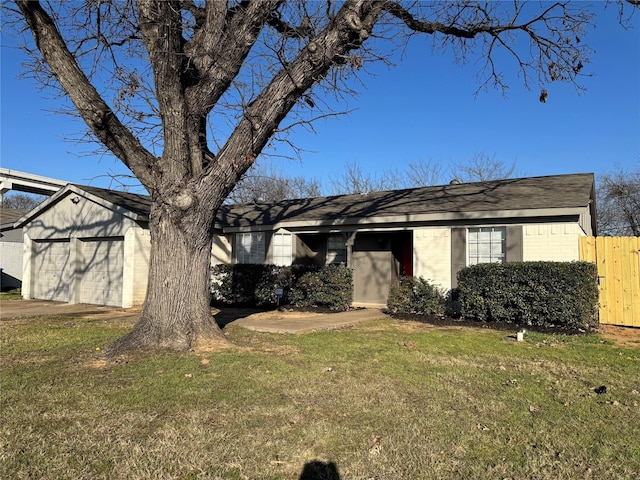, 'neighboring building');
0,168,68,290
14,173,596,307
1,208,28,290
